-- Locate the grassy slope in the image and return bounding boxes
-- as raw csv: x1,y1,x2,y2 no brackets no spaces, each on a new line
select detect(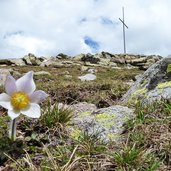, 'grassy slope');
9,65,141,106
1,65,170,170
